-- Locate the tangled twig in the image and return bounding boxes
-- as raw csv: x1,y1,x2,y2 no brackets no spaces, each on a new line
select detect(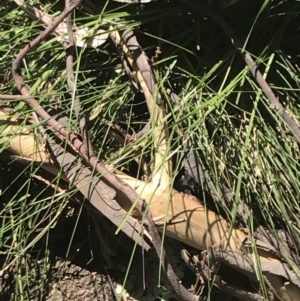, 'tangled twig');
10,2,198,301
